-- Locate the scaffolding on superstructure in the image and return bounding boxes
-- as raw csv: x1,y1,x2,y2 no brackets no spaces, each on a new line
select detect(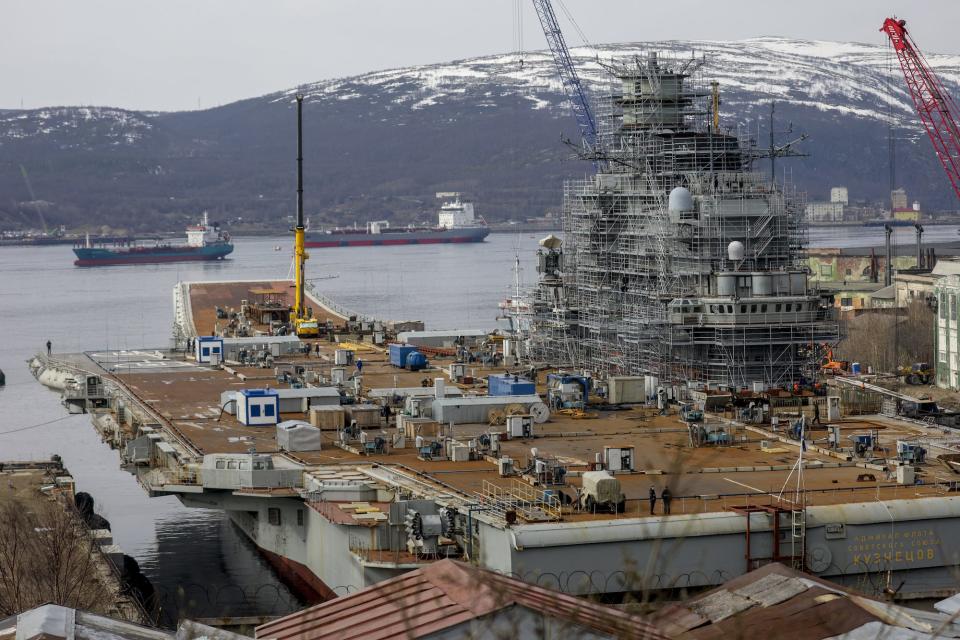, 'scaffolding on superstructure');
526,50,837,388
